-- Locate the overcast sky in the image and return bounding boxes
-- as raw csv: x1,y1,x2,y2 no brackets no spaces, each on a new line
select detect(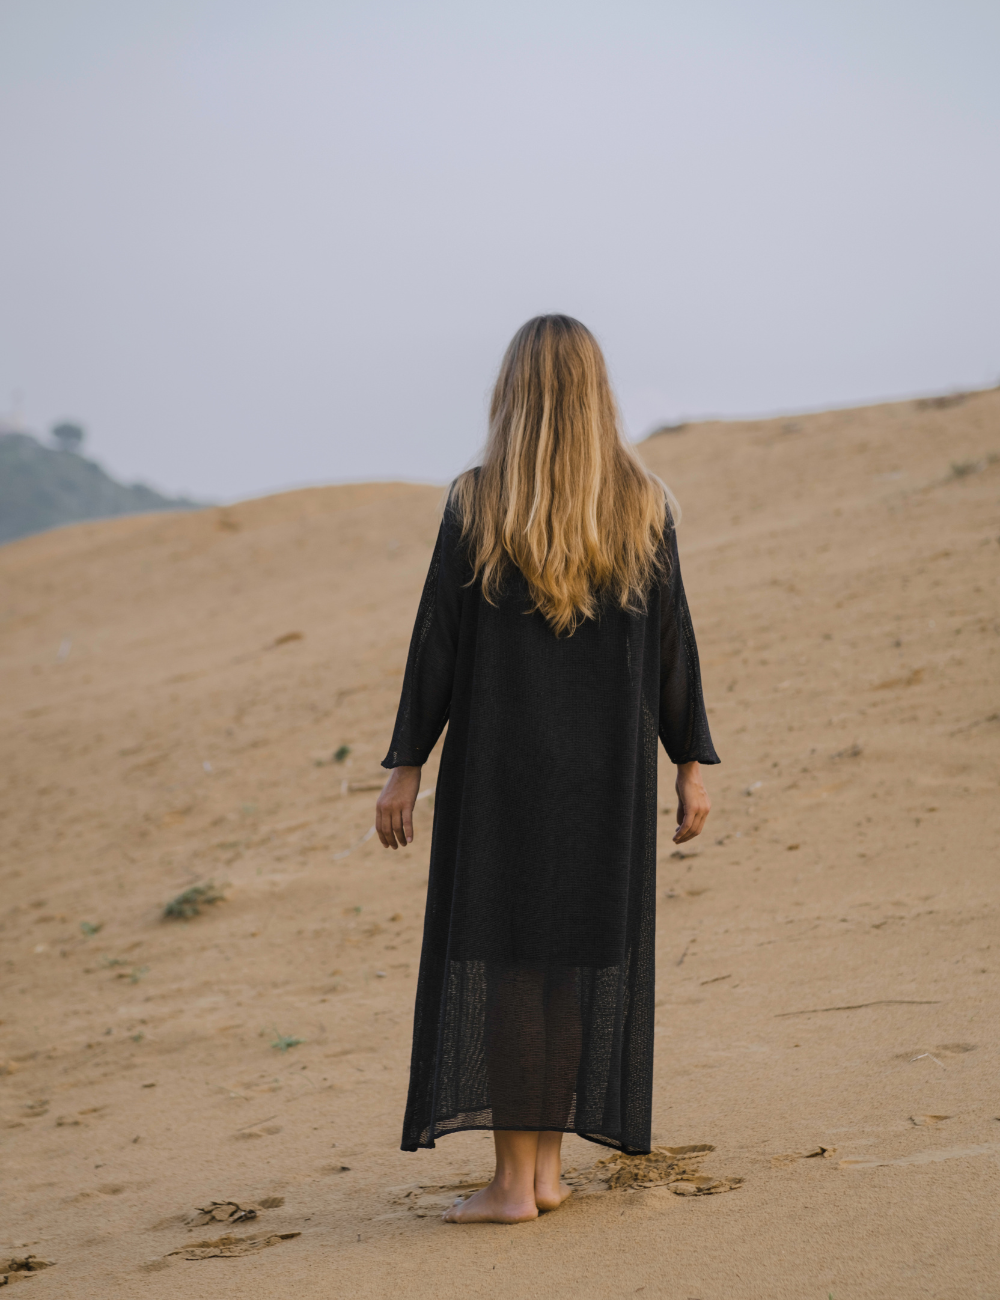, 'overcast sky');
1,1,998,502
